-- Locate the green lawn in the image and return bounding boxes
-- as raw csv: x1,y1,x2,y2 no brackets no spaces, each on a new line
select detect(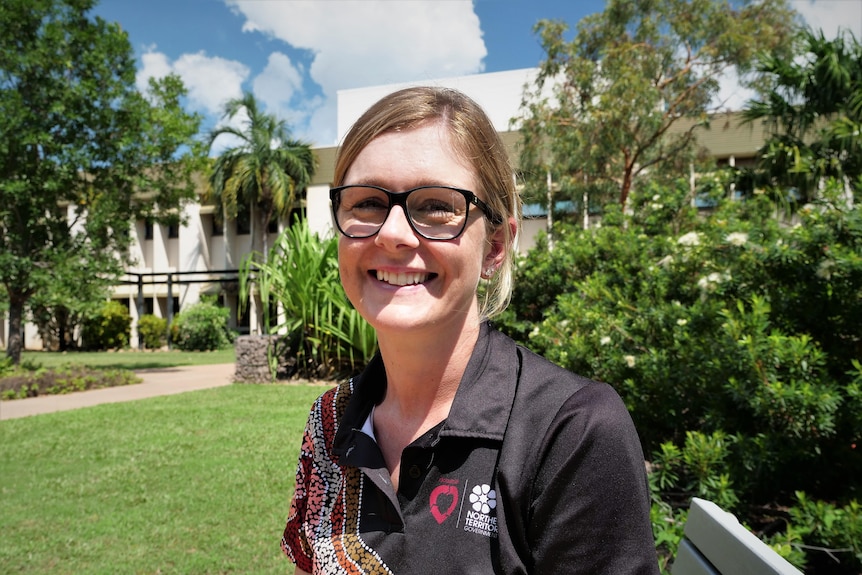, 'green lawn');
0,383,329,574
20,348,236,371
